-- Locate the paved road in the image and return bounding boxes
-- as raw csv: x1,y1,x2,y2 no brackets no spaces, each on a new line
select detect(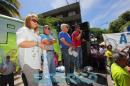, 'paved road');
14,71,113,86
